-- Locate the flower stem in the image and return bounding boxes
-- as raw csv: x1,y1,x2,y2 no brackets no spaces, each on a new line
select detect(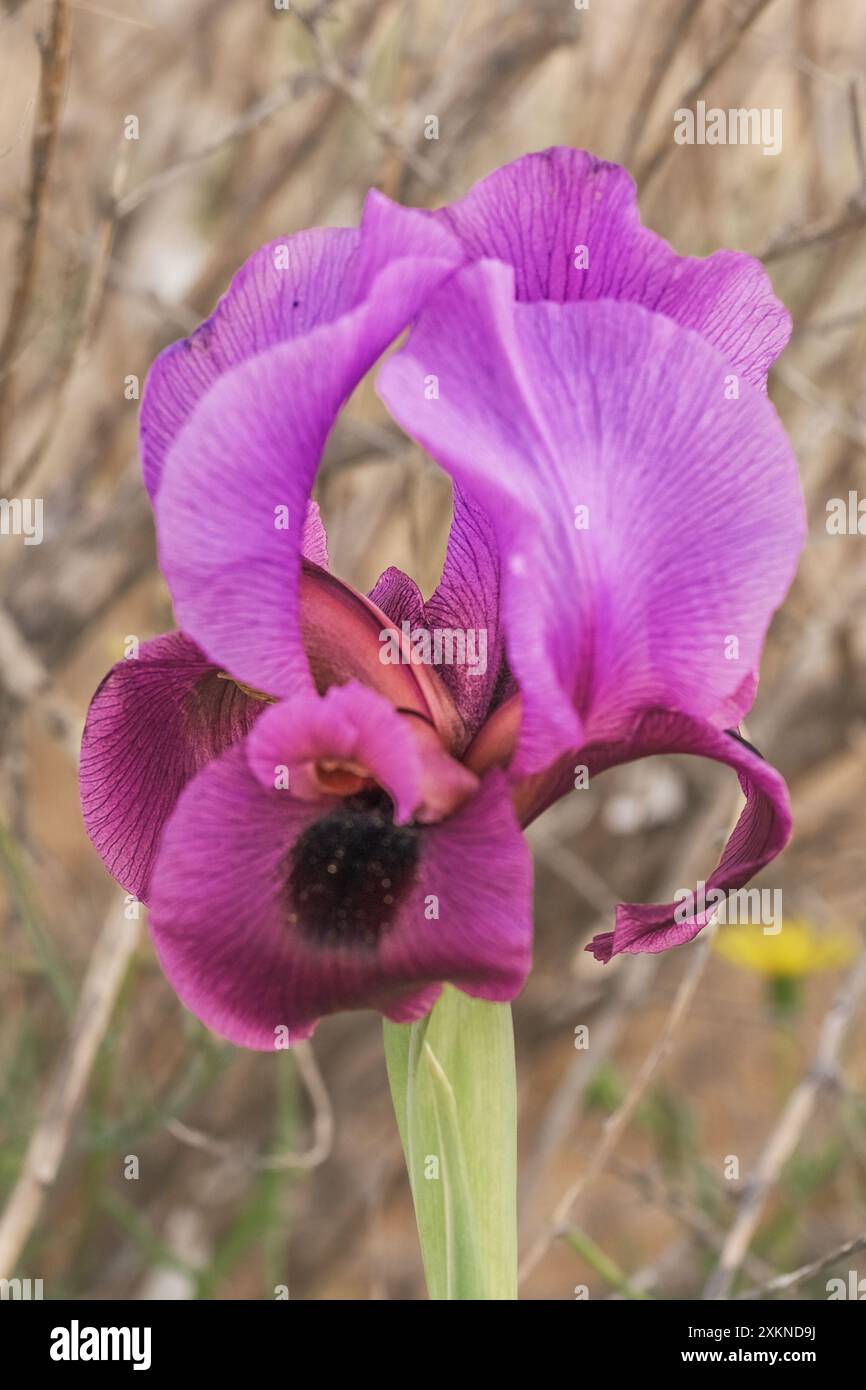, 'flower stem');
383,987,517,1300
